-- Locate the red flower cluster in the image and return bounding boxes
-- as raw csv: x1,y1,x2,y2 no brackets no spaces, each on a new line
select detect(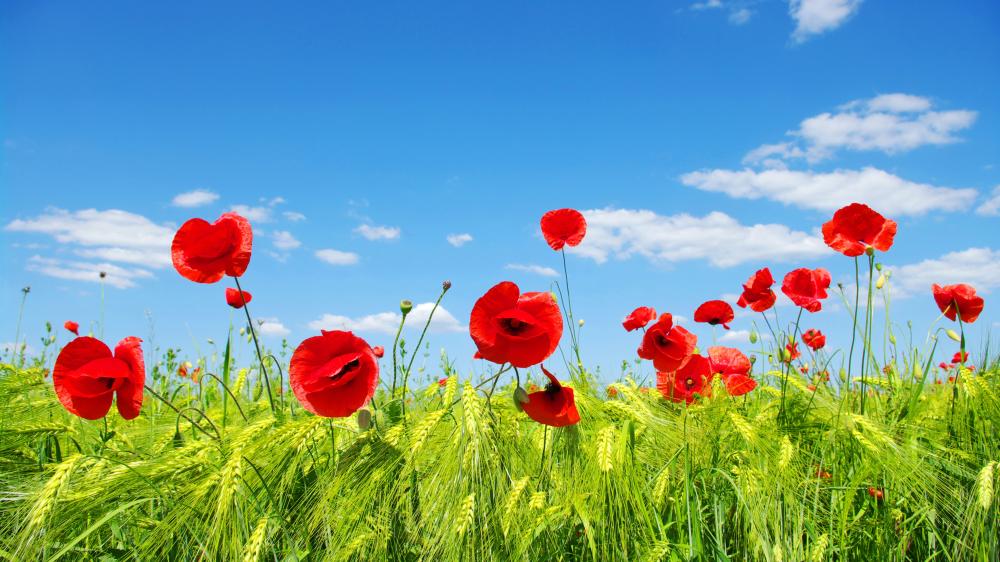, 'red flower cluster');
737,268,777,312
469,281,563,368
802,329,826,351
637,314,697,372
289,330,379,418
53,336,145,420
520,365,580,427
932,283,984,324
707,346,756,396
172,212,253,284
694,300,734,330
656,354,712,404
